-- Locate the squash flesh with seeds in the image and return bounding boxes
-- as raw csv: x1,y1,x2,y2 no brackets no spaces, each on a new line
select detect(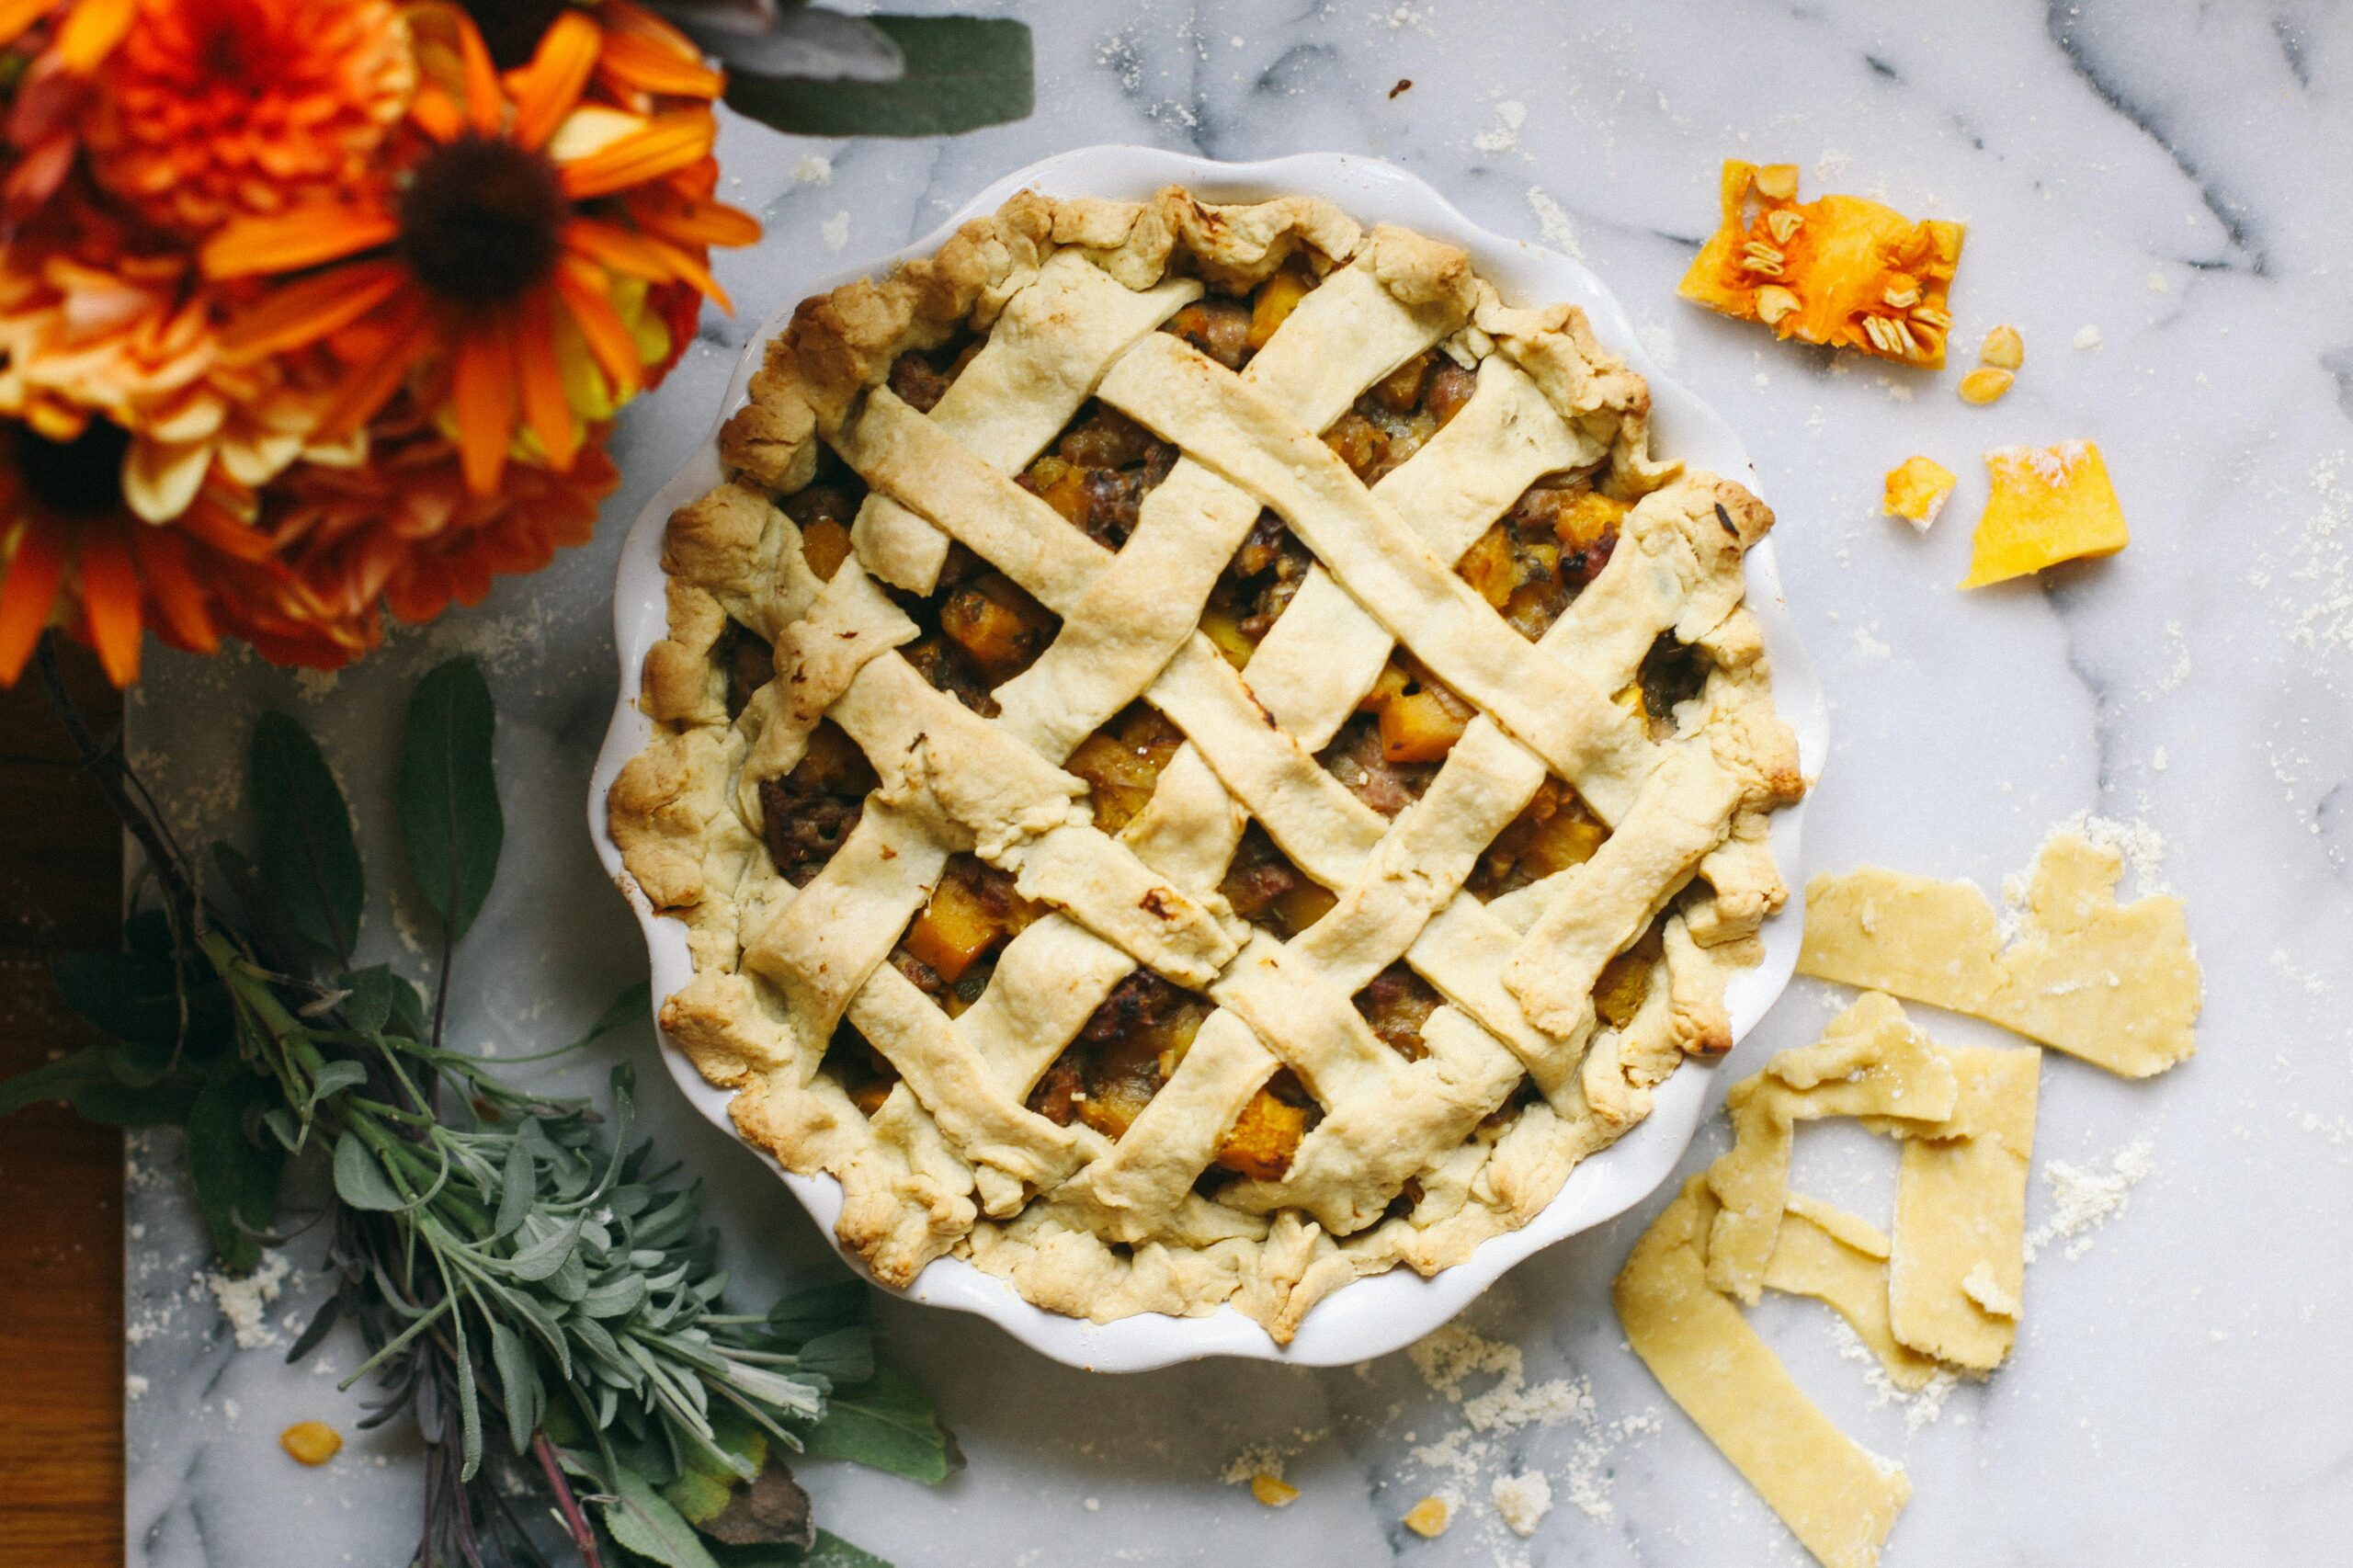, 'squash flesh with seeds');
1679,161,1965,369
